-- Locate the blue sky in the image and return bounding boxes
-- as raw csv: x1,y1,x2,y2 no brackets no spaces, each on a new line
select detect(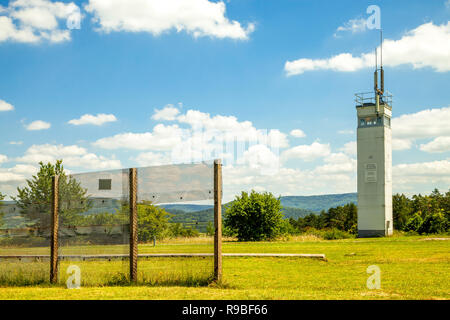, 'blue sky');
0,0,449,201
